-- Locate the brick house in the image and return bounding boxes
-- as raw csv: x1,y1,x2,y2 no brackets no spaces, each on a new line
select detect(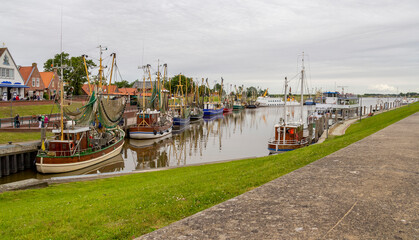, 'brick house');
40,69,60,99
19,63,45,99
